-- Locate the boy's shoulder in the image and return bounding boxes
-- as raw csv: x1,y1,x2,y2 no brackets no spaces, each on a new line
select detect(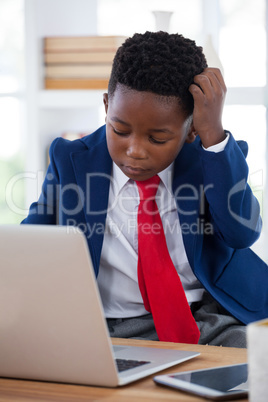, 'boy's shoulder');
50,125,107,156
182,132,248,158
174,133,249,175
